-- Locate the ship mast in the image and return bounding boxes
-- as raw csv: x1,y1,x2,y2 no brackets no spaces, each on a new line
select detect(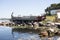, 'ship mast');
11,12,13,18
